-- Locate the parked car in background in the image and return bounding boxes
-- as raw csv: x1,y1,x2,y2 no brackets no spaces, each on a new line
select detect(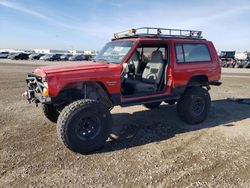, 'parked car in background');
40,54,61,61
8,52,29,60
7,53,15,58
29,53,45,60
0,52,10,58
235,52,250,68
60,54,72,61
68,54,87,61
235,60,246,68
40,54,52,61
85,54,93,60
219,51,236,68
244,60,250,68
